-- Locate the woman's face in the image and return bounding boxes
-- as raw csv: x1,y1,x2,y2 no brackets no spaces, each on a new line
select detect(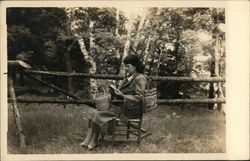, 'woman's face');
125,64,136,76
